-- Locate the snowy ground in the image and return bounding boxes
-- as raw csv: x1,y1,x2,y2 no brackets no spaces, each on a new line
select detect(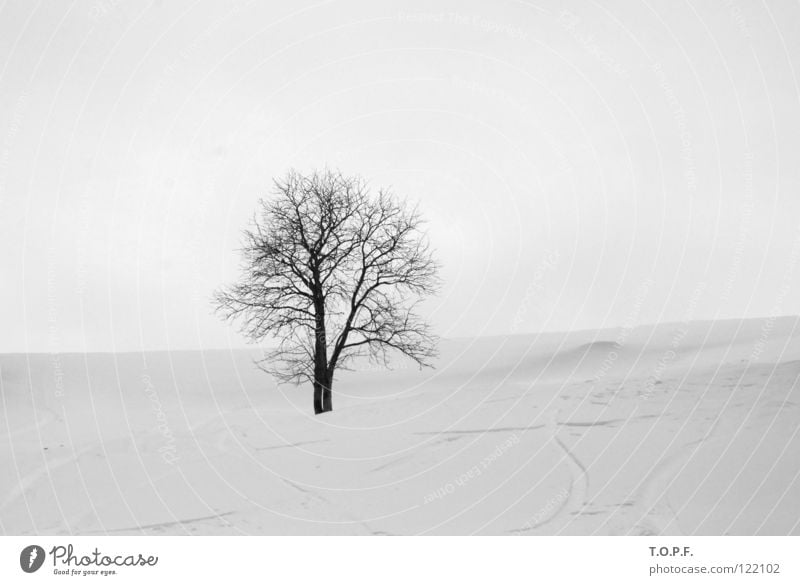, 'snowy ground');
2,316,799,535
